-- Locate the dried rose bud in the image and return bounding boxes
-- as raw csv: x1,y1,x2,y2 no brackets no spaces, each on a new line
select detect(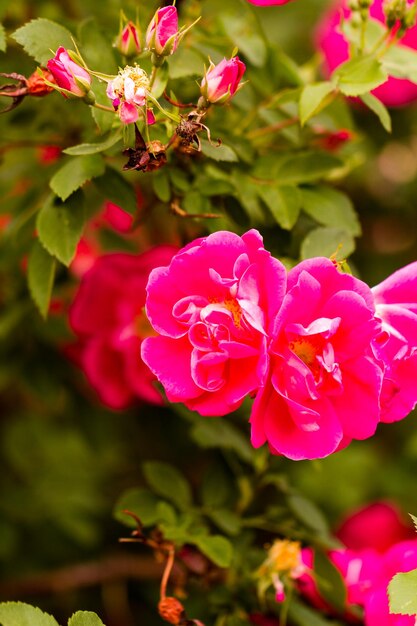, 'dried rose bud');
158,597,184,625
27,69,55,96
200,56,246,105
